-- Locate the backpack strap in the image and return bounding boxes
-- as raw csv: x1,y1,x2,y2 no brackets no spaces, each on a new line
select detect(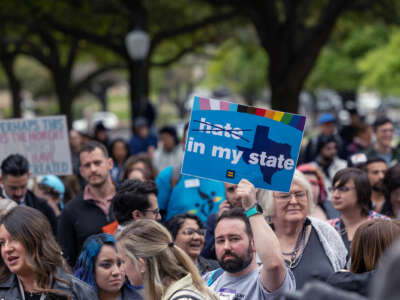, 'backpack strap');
169,288,203,300
206,268,224,287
